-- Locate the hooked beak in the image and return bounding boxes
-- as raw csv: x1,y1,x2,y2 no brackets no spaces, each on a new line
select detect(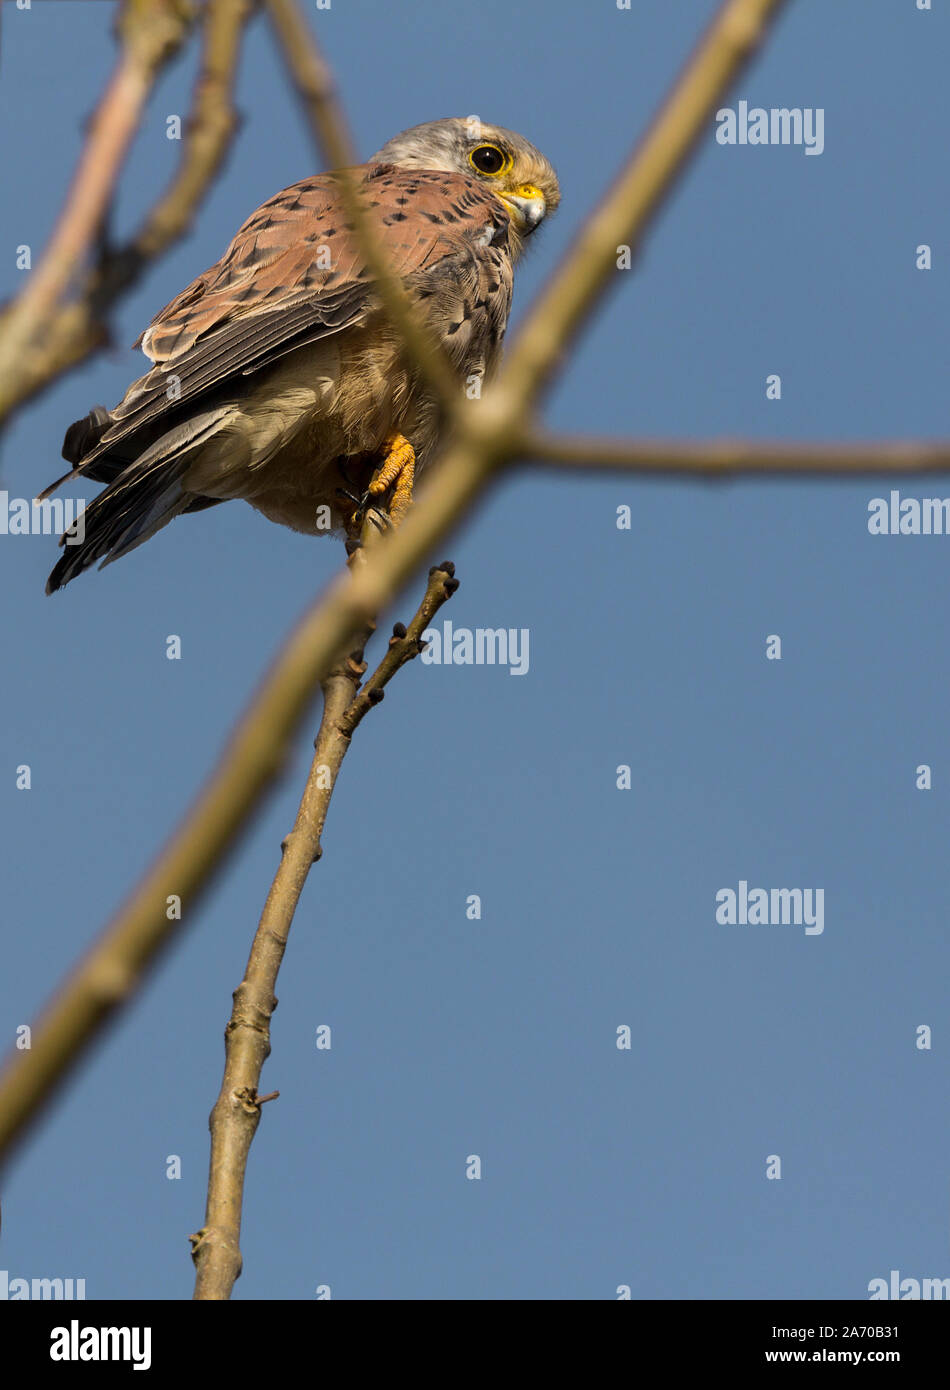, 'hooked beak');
499,184,546,234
